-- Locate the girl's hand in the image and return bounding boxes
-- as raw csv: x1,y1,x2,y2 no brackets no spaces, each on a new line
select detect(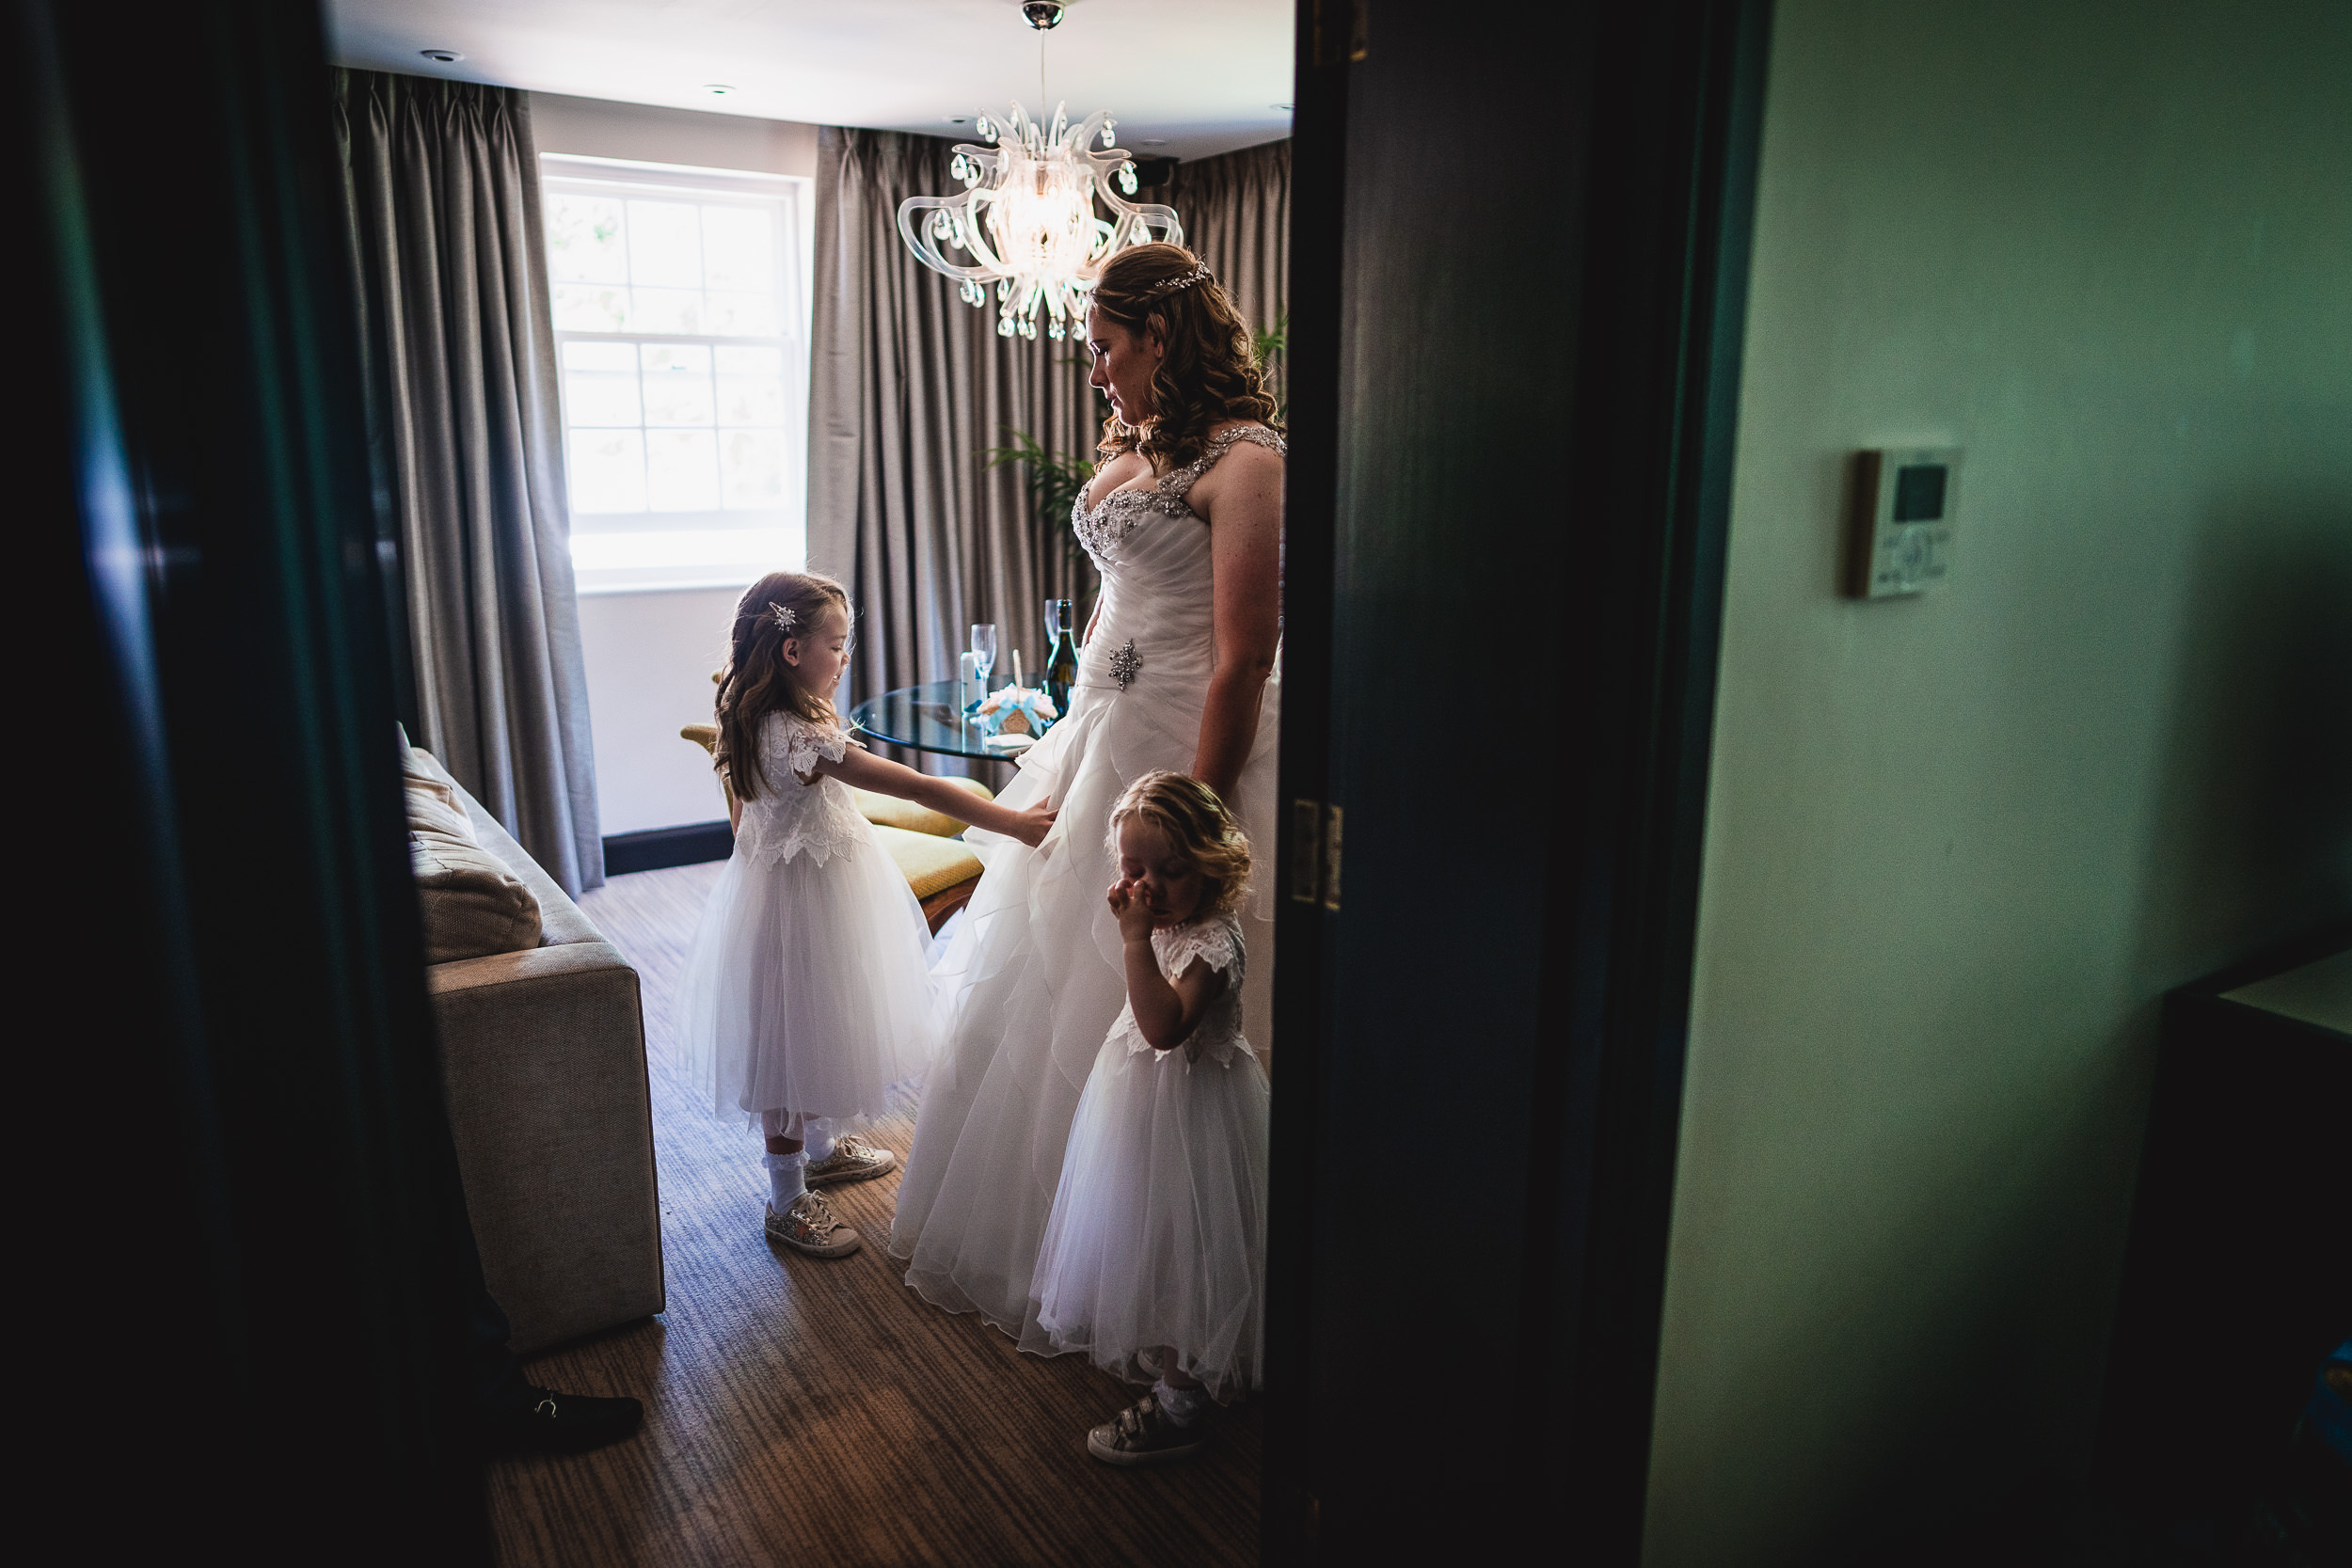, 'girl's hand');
1106,879,1156,943
1004,802,1057,847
